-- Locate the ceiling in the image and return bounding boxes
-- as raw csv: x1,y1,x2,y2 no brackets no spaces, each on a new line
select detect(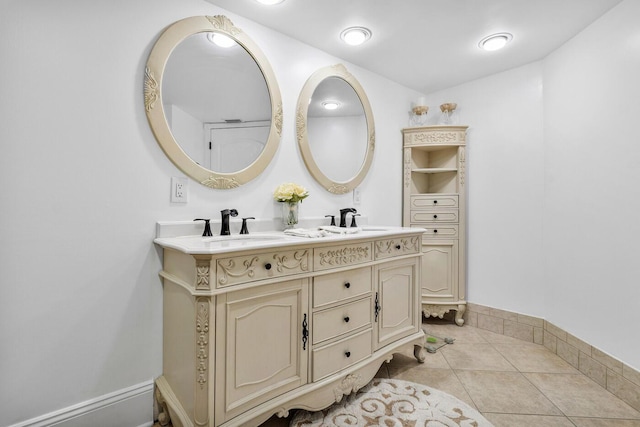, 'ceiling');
207,0,622,94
